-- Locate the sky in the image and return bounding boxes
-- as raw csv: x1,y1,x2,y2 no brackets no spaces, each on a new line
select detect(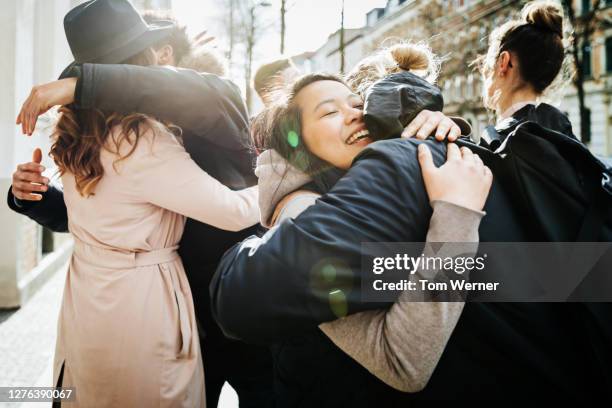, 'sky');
172,0,388,59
